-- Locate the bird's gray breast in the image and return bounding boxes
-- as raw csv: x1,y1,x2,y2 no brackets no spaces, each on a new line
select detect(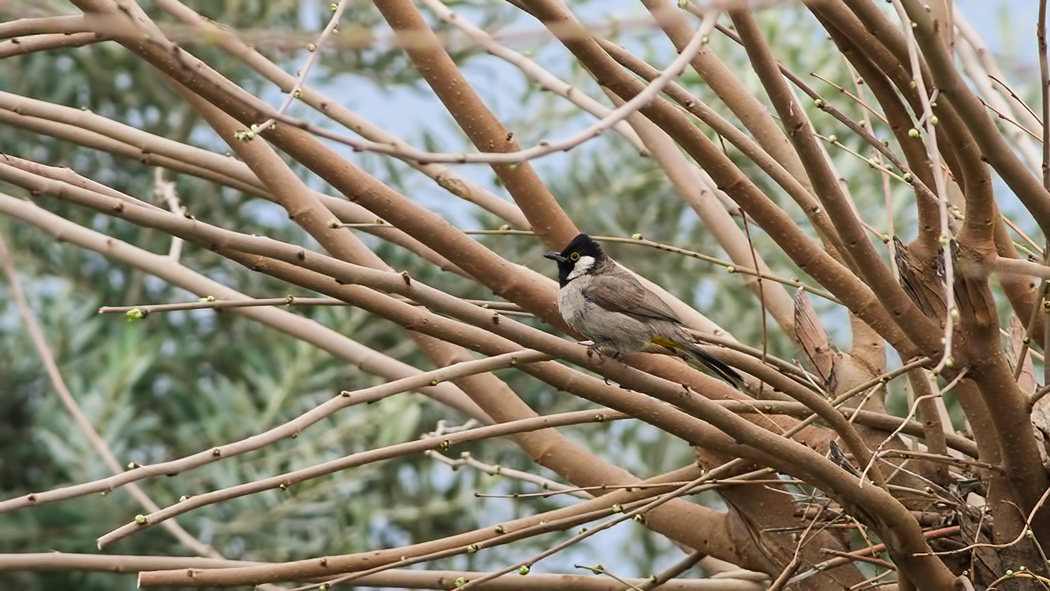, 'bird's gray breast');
557,276,652,353
557,278,591,333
